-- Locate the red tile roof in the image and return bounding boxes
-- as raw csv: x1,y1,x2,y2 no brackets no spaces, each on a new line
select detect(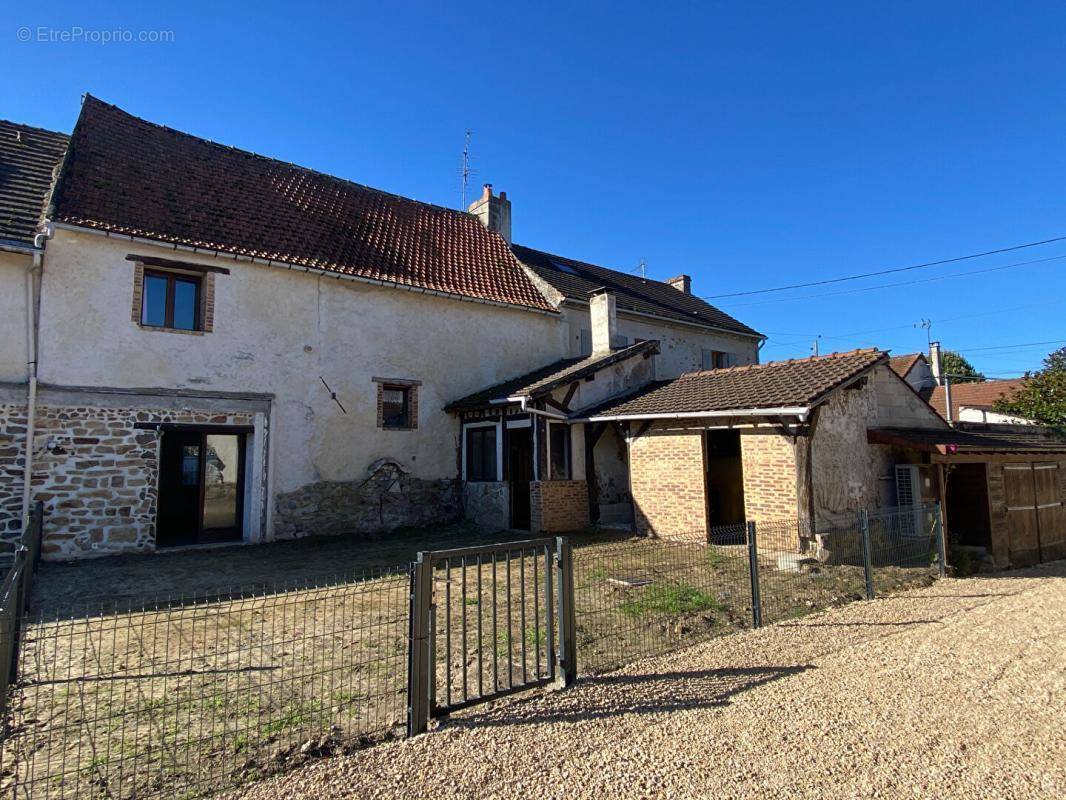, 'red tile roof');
926,379,1028,420
50,96,554,311
576,348,887,418
889,352,924,379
